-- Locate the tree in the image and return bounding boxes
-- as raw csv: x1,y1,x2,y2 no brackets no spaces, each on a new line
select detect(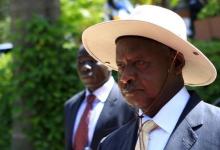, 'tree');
10,0,60,149
0,0,10,42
